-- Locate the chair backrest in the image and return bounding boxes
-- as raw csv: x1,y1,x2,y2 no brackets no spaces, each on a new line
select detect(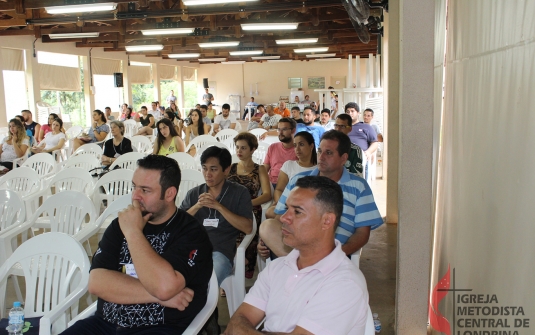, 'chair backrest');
221,138,237,154
49,167,94,196
168,152,197,171
252,142,270,165
185,134,217,152
129,135,153,154
182,270,219,335
231,154,240,164
123,120,138,138
175,169,204,207
61,154,100,173
0,167,41,197
72,143,103,160
94,193,131,229
215,129,239,142
65,126,83,139
0,189,25,231
109,152,146,171
21,152,57,179
92,169,134,210
32,191,97,236
195,141,229,160
0,232,90,333
249,128,267,140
